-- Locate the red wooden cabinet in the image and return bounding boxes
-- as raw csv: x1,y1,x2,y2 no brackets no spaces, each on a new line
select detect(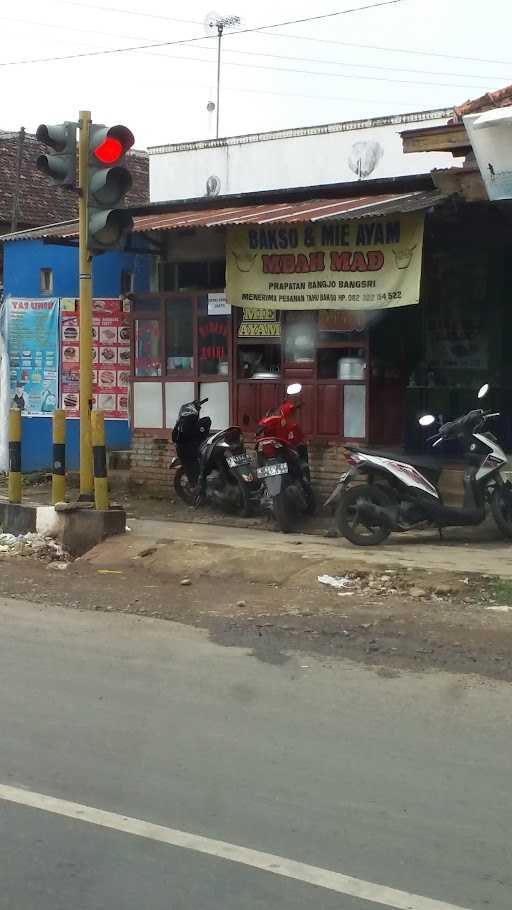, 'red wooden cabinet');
369,379,405,446
317,384,341,436
298,384,315,437
234,382,283,431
